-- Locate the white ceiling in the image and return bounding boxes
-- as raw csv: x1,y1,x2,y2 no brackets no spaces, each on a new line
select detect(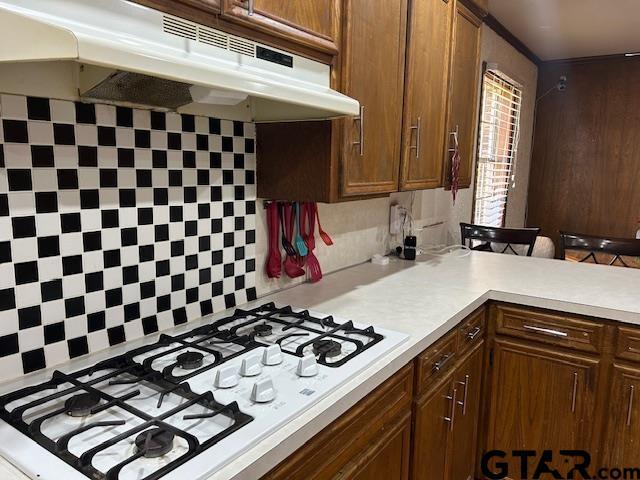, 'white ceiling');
489,0,640,61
